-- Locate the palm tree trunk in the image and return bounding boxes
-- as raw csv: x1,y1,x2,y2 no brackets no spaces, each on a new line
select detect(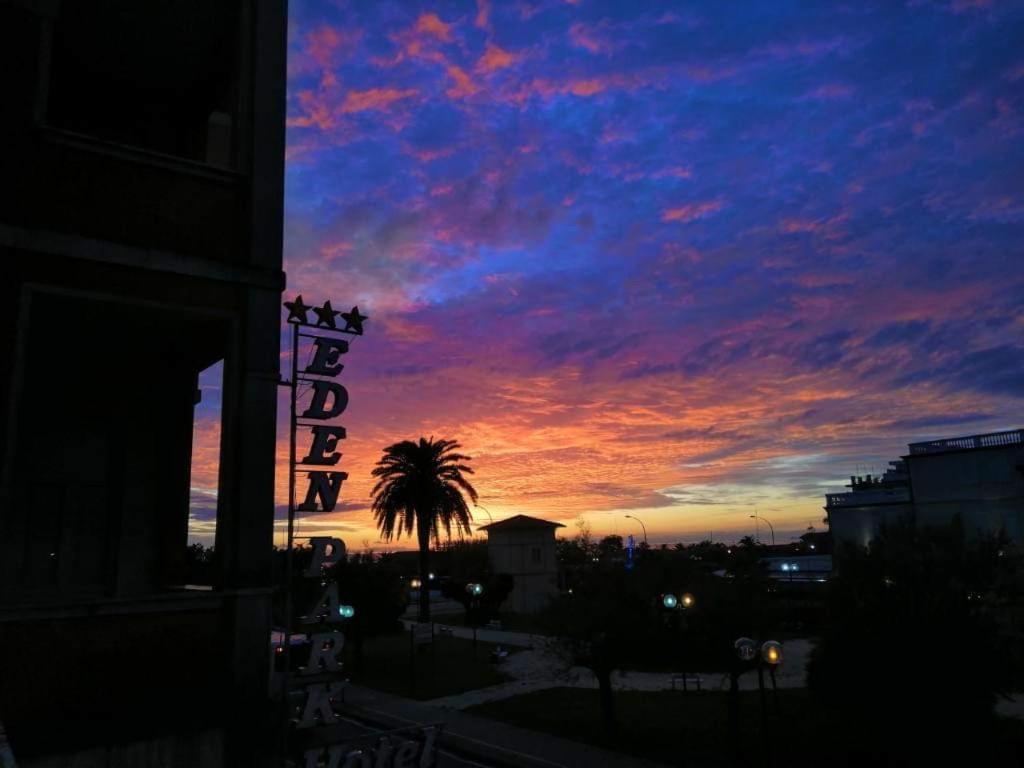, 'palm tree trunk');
417,515,431,623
